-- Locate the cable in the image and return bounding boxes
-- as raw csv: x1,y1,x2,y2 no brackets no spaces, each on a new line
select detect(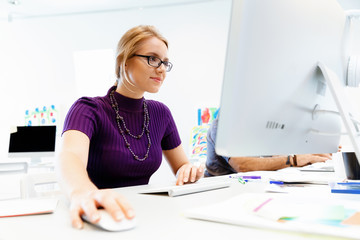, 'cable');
309,129,360,137
352,117,360,126
313,109,360,127
313,109,340,116
345,10,360,19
